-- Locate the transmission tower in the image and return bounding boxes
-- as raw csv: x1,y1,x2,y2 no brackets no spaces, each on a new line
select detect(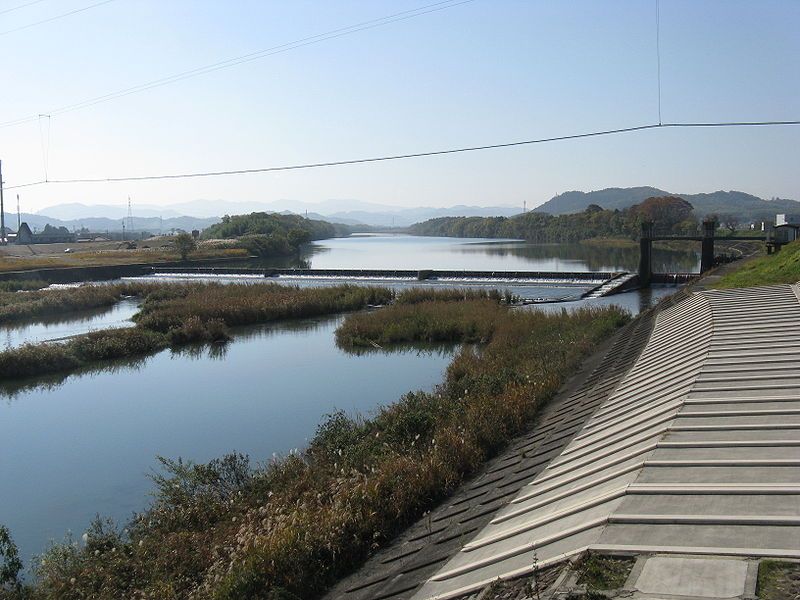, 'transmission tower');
127,197,134,235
